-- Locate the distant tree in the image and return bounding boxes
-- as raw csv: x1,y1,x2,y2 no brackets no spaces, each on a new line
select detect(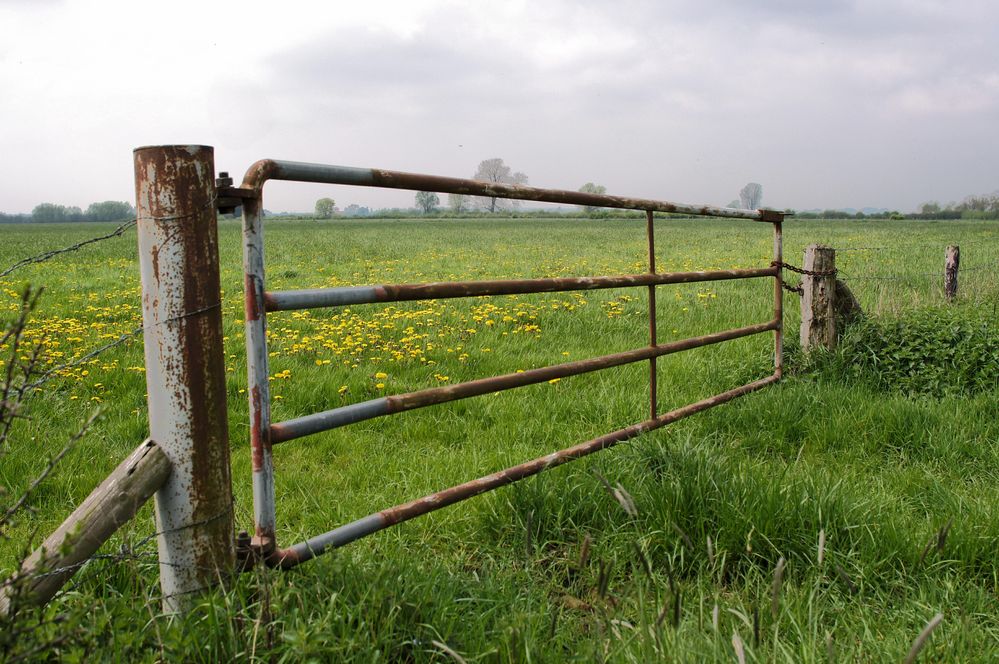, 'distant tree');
473,158,528,213
32,203,67,223
448,193,470,214
739,183,763,210
415,191,440,214
86,200,134,221
314,197,335,219
726,200,740,209
577,182,607,213
919,201,941,215
343,204,370,217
